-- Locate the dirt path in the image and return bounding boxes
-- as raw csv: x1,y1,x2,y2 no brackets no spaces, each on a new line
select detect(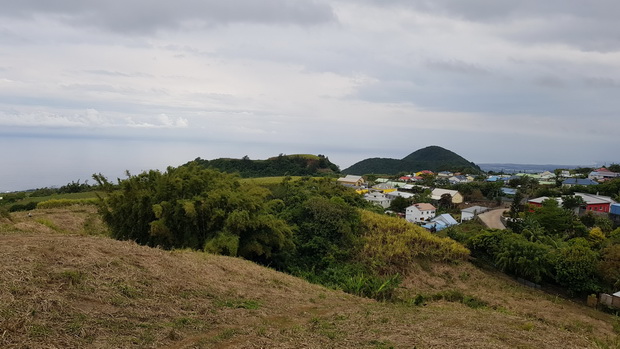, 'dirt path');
478,208,508,229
